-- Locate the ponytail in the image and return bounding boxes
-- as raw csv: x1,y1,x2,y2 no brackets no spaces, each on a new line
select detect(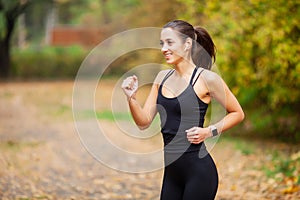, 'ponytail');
192,27,216,70
163,20,216,70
